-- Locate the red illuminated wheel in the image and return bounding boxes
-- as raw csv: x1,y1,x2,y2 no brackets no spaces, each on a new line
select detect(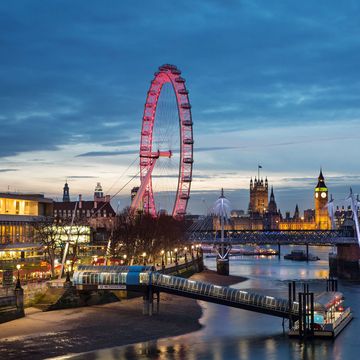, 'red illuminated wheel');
137,64,193,218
